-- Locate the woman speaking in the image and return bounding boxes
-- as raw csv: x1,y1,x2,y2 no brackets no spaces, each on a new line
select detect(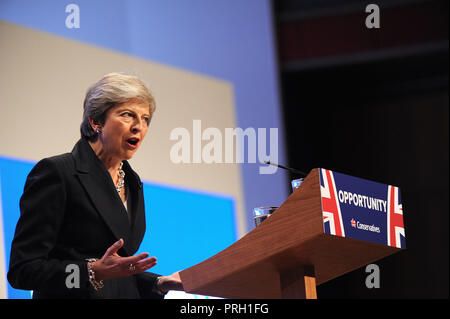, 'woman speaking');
8,73,183,298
